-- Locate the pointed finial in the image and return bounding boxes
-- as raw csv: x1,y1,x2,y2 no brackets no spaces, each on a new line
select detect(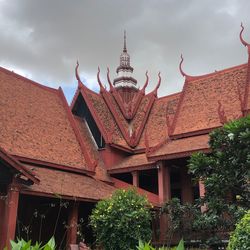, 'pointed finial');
75,60,81,82
123,30,127,52
153,72,161,96
179,54,190,78
107,67,114,92
141,71,149,93
240,23,249,47
97,67,105,92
